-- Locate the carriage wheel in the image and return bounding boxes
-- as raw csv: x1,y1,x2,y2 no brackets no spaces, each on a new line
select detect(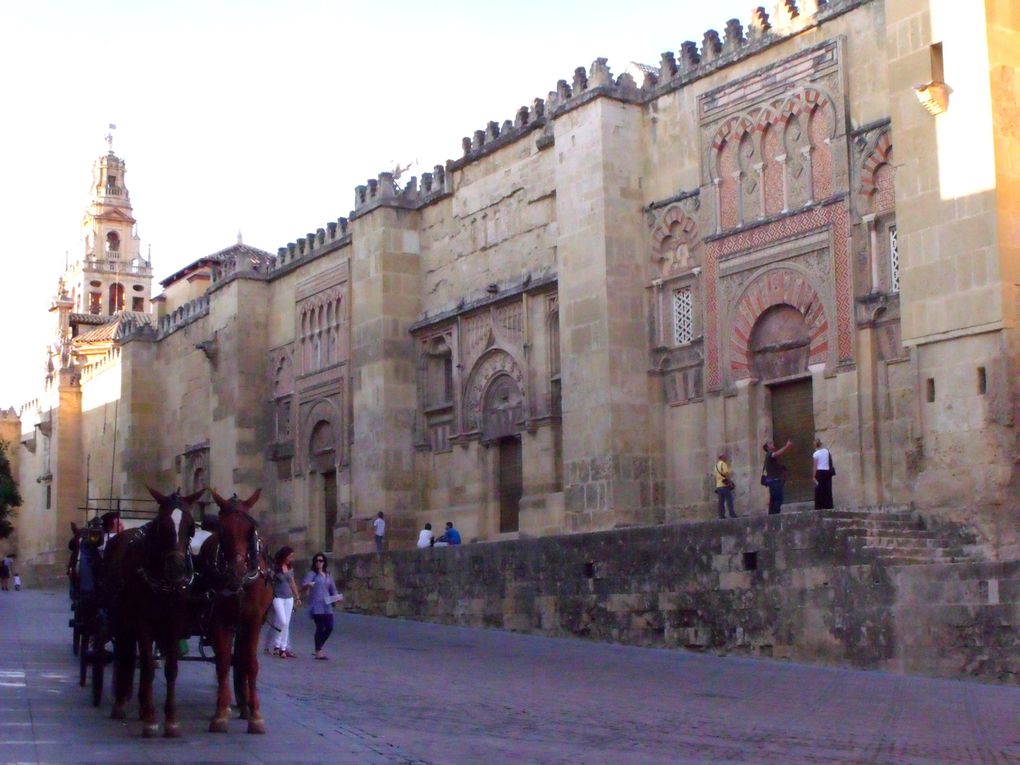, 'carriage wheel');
91,646,105,707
